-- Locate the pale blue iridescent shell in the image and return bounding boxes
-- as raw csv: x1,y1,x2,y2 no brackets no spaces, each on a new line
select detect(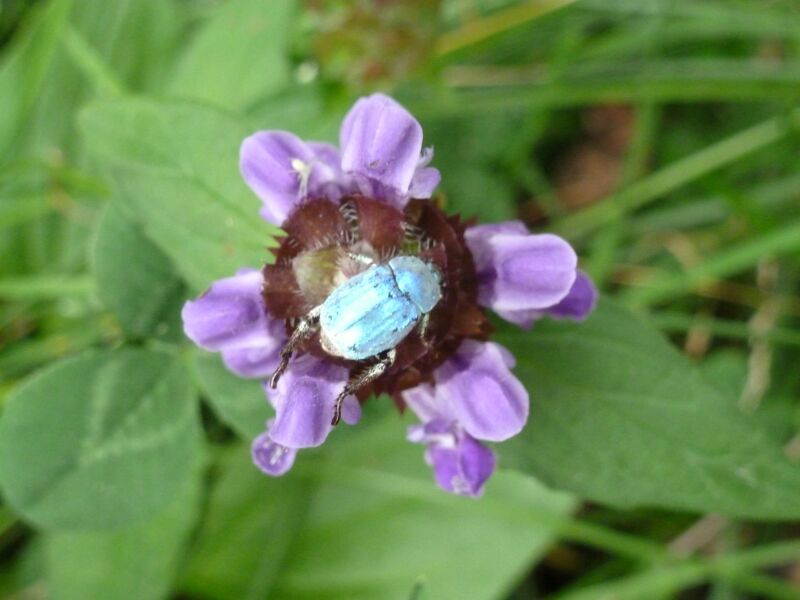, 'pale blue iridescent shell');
319,257,442,360
388,256,441,313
